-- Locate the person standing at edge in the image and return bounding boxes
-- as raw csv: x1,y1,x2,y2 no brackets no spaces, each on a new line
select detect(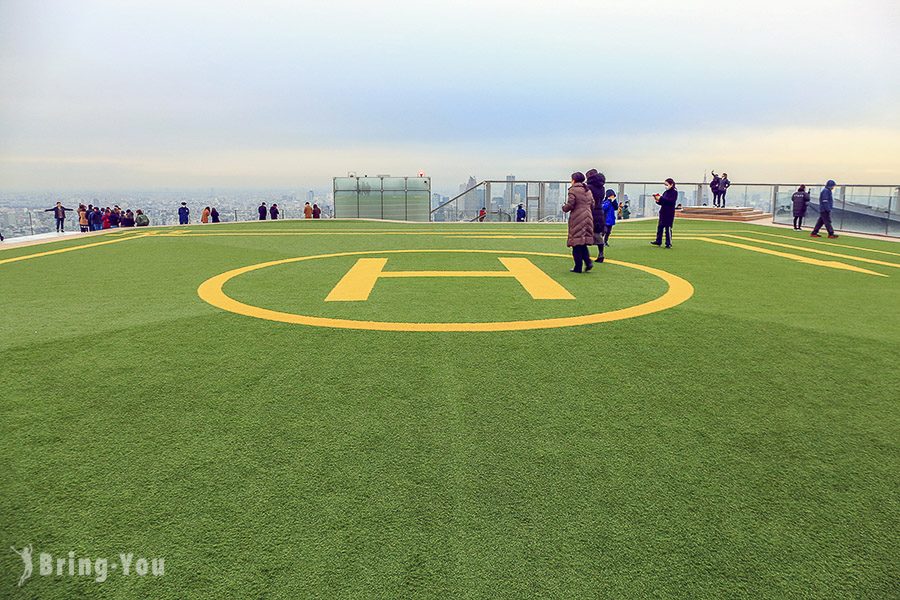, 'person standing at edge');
211,207,220,223
585,169,606,261
710,171,722,207
719,173,731,207
304,202,313,218
811,180,839,238
651,178,678,248
258,202,267,220
44,201,73,233
792,185,811,230
77,204,89,233
178,202,190,225
135,210,150,227
563,171,595,273
478,207,486,222
516,204,527,222
201,206,210,224
312,204,321,219
270,203,280,220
